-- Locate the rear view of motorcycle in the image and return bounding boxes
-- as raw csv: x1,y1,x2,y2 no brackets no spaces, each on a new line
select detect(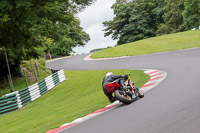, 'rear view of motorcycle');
114,75,144,104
